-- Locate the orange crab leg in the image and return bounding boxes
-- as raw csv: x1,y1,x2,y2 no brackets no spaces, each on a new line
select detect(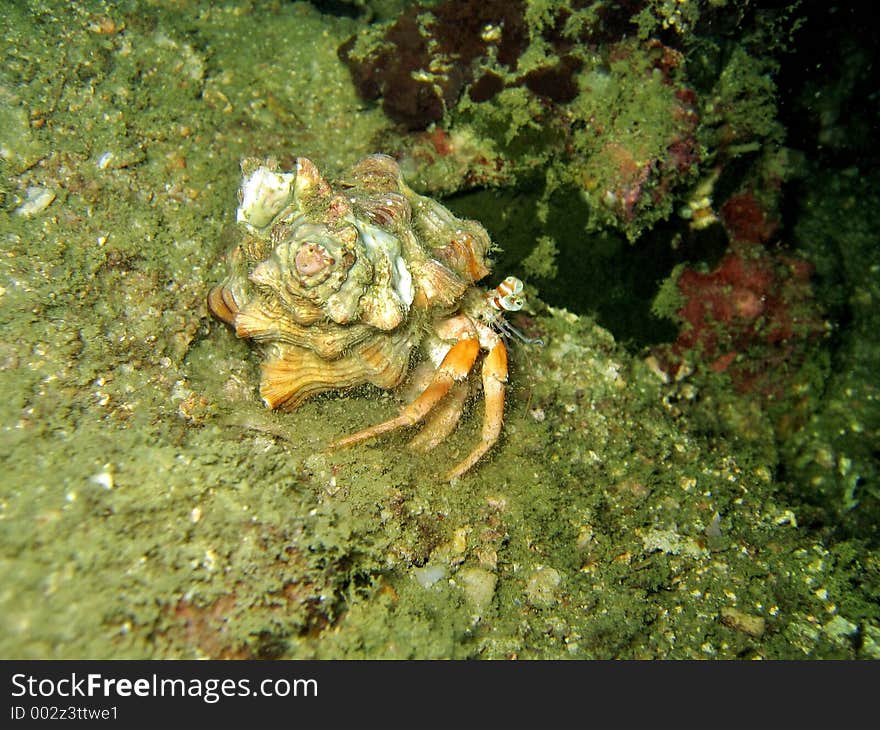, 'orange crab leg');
446,341,508,480
408,381,469,453
330,337,480,449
